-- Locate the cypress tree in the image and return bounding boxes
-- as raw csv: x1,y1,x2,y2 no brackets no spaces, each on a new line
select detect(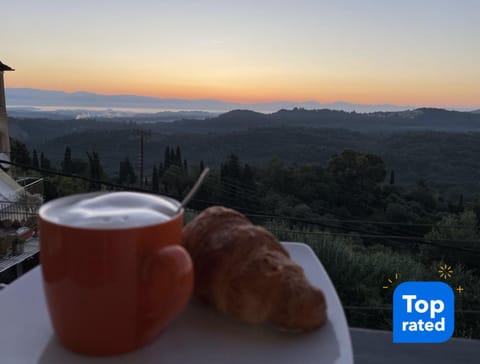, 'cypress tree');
164,146,170,169
389,170,395,185
169,148,175,168
222,153,241,181
11,140,31,167
152,166,159,193
176,145,182,166
62,146,73,173
243,163,255,188
87,151,104,190
118,160,125,184
32,150,39,169
119,157,136,185
40,152,52,170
